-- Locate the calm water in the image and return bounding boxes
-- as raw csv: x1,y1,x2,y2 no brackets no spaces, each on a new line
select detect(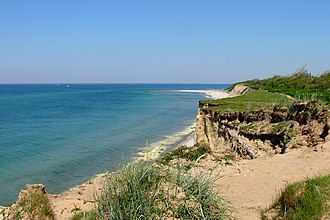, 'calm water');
0,84,229,205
